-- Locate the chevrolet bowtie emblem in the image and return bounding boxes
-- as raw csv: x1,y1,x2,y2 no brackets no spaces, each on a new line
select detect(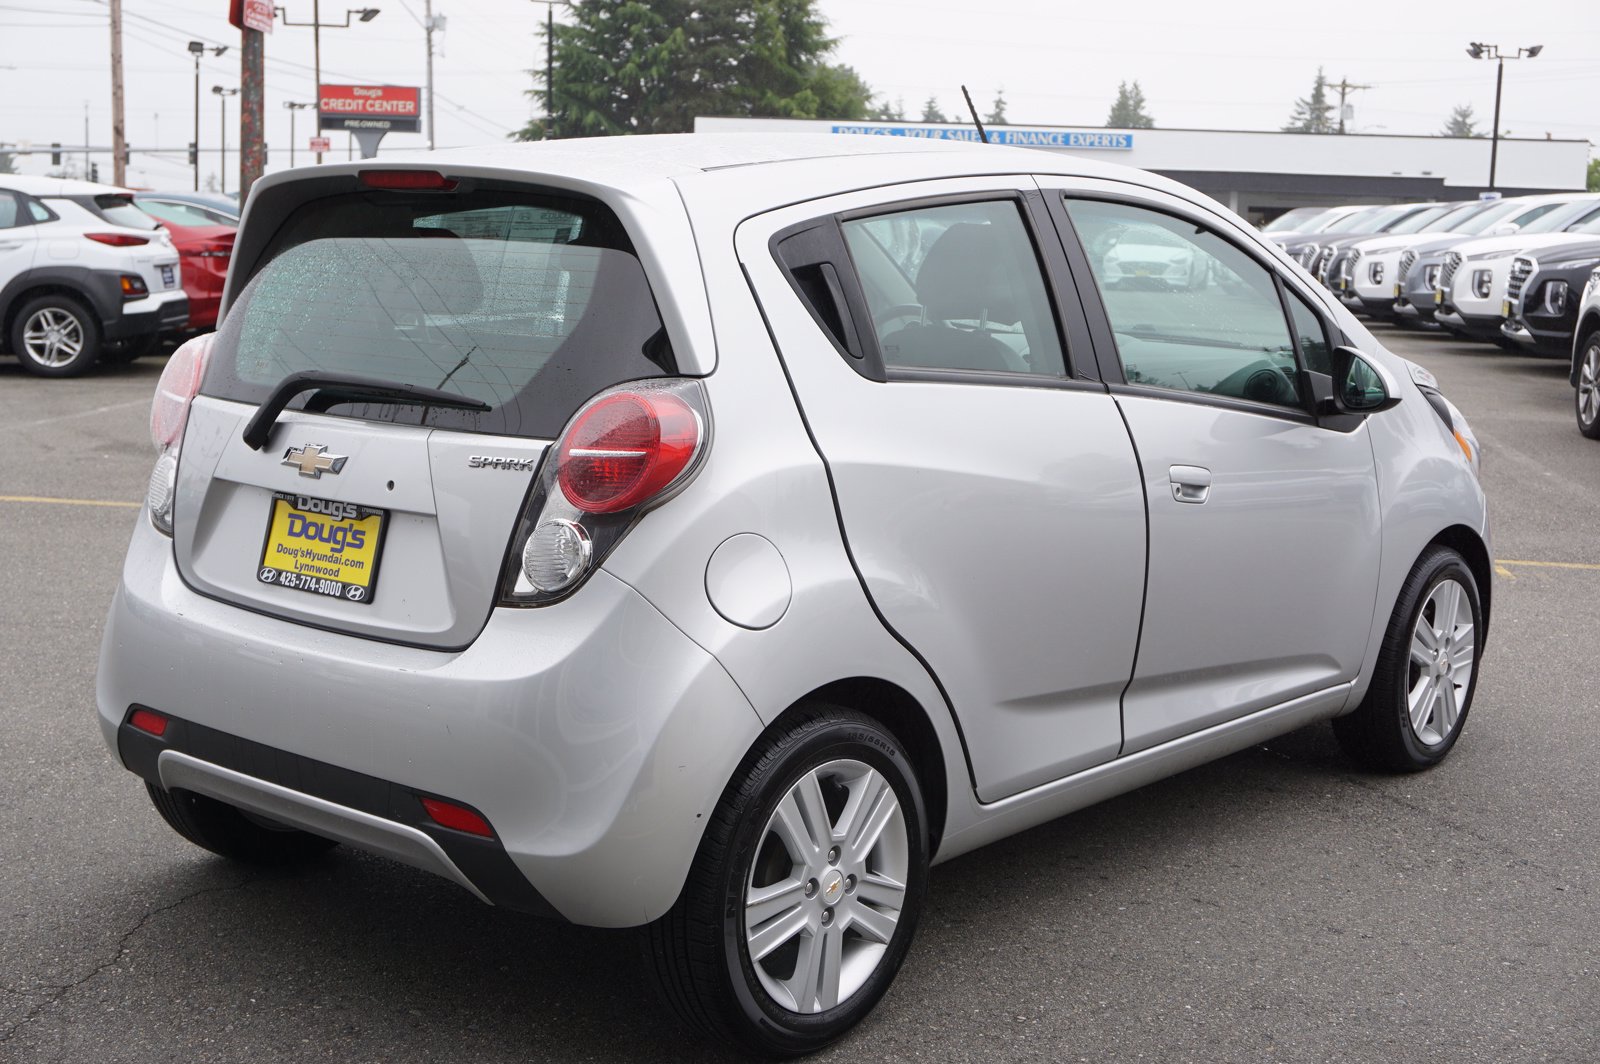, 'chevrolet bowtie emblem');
281,443,348,479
